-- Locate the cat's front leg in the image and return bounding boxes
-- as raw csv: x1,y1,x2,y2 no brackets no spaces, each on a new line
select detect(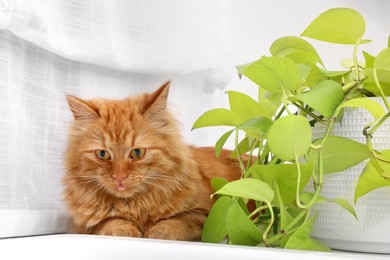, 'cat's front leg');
96,218,142,238
145,212,206,241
